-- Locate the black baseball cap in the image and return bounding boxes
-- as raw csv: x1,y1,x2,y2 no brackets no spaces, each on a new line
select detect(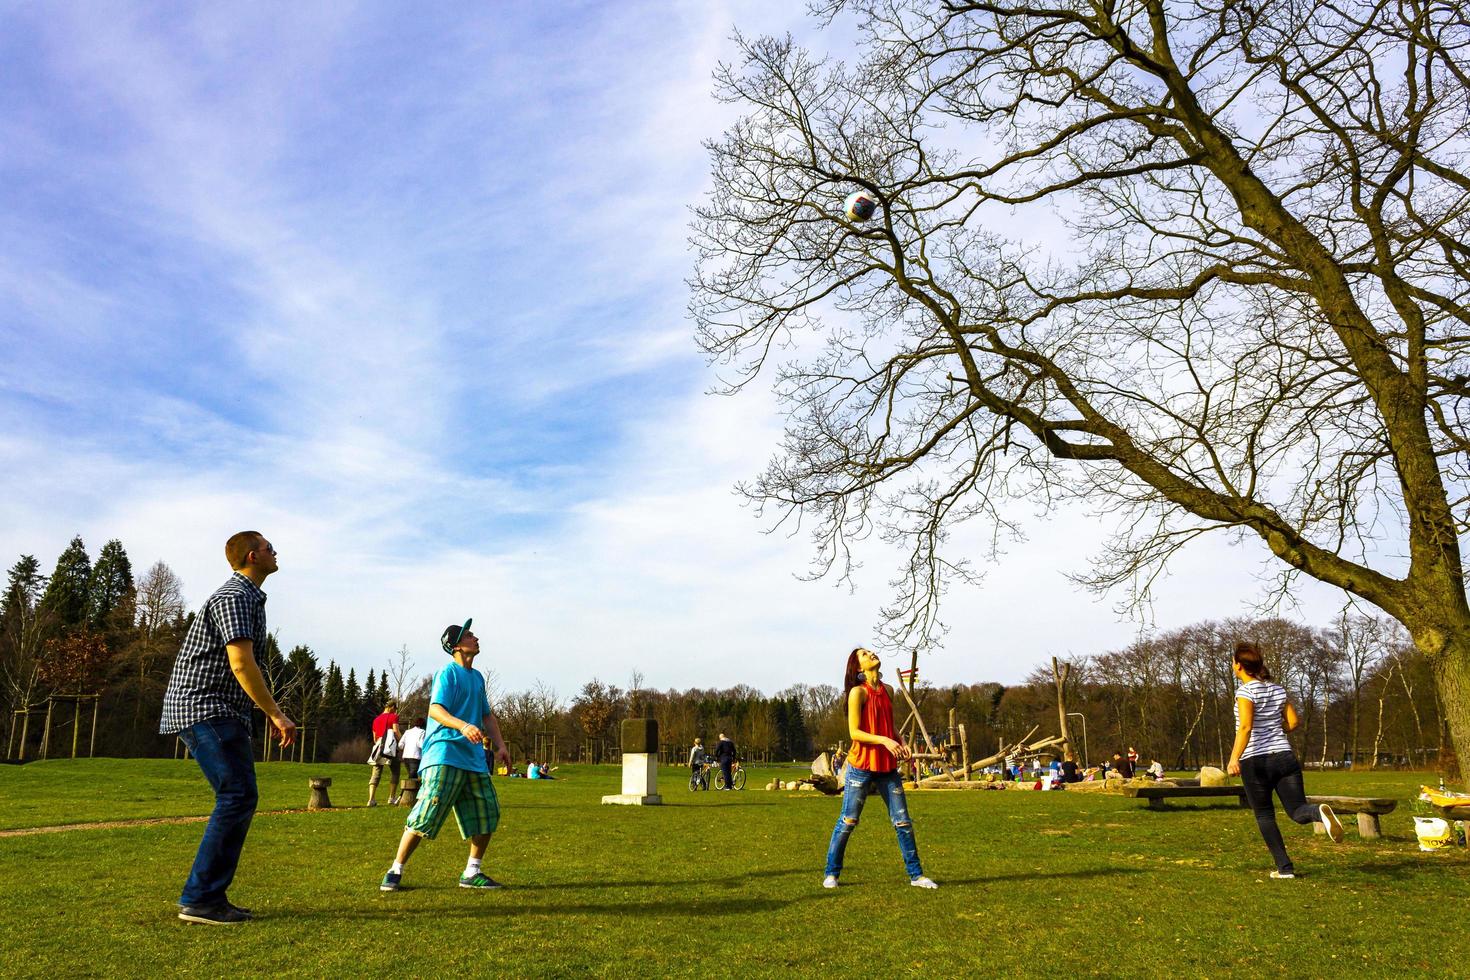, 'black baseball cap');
440,618,473,655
